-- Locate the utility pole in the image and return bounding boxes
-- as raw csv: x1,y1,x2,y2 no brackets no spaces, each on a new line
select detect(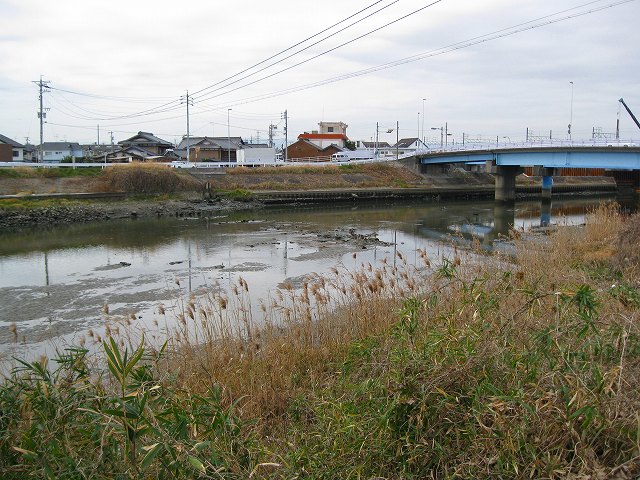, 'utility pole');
97,124,100,146
181,91,193,162
375,122,379,159
422,98,426,145
109,131,115,152
445,122,449,149
32,76,50,162
396,121,399,160
268,123,277,148
282,110,288,161
227,108,232,162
